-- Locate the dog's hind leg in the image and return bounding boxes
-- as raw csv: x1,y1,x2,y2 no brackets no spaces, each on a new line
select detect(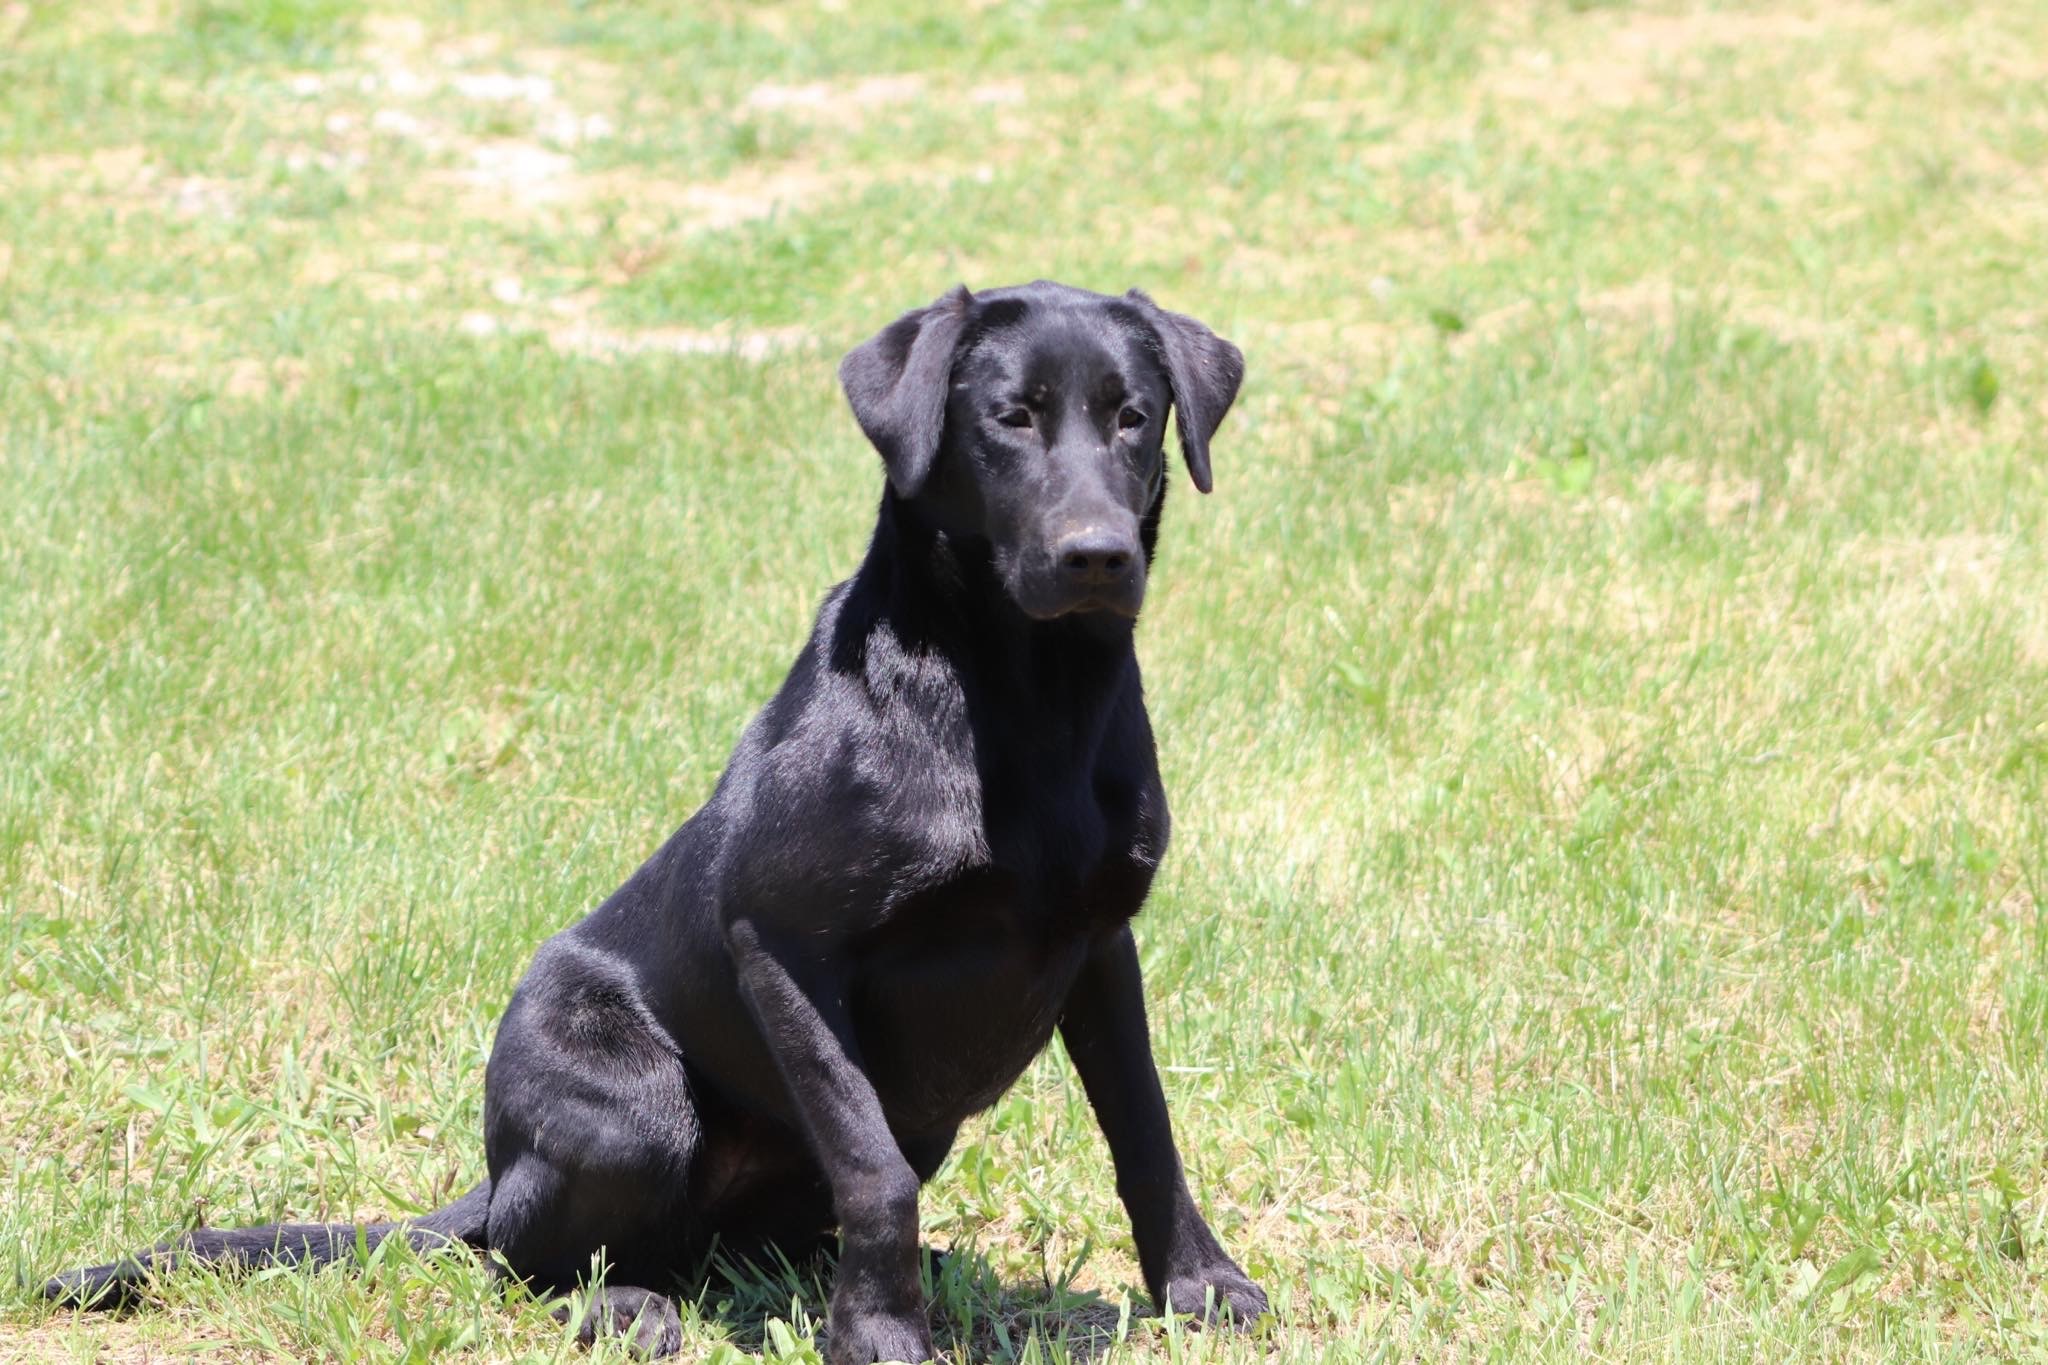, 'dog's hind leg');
485,1153,686,1357
481,942,705,1357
